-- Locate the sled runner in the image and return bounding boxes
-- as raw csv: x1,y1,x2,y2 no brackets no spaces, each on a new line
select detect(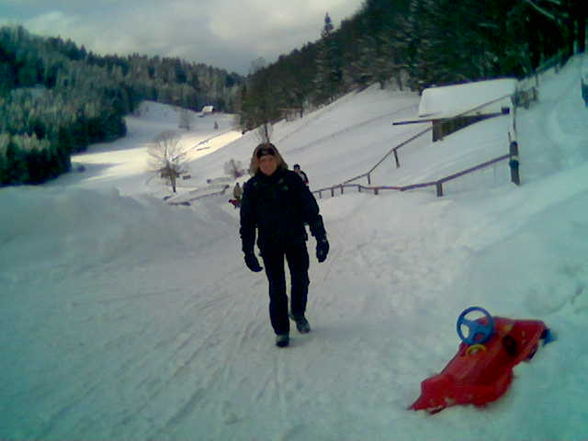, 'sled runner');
410,306,553,414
